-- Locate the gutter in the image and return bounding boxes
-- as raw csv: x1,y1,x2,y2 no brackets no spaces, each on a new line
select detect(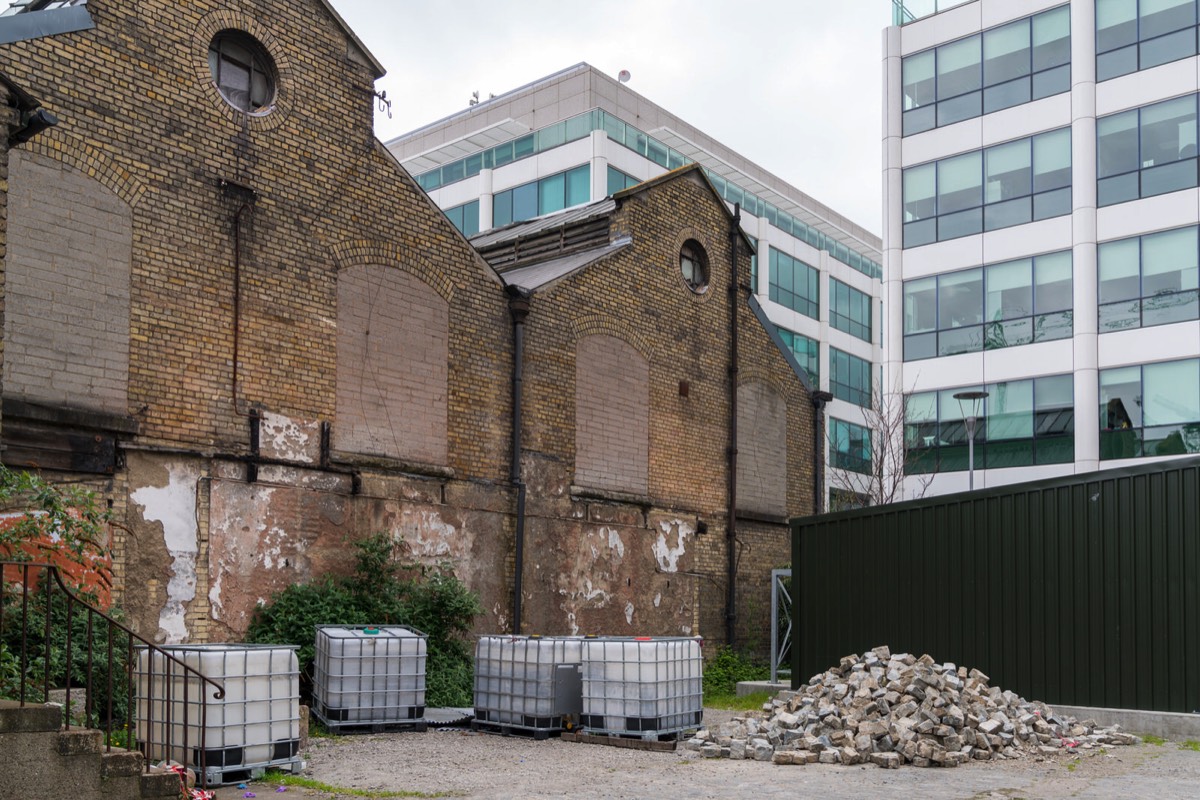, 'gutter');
506,284,531,634
726,203,741,649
